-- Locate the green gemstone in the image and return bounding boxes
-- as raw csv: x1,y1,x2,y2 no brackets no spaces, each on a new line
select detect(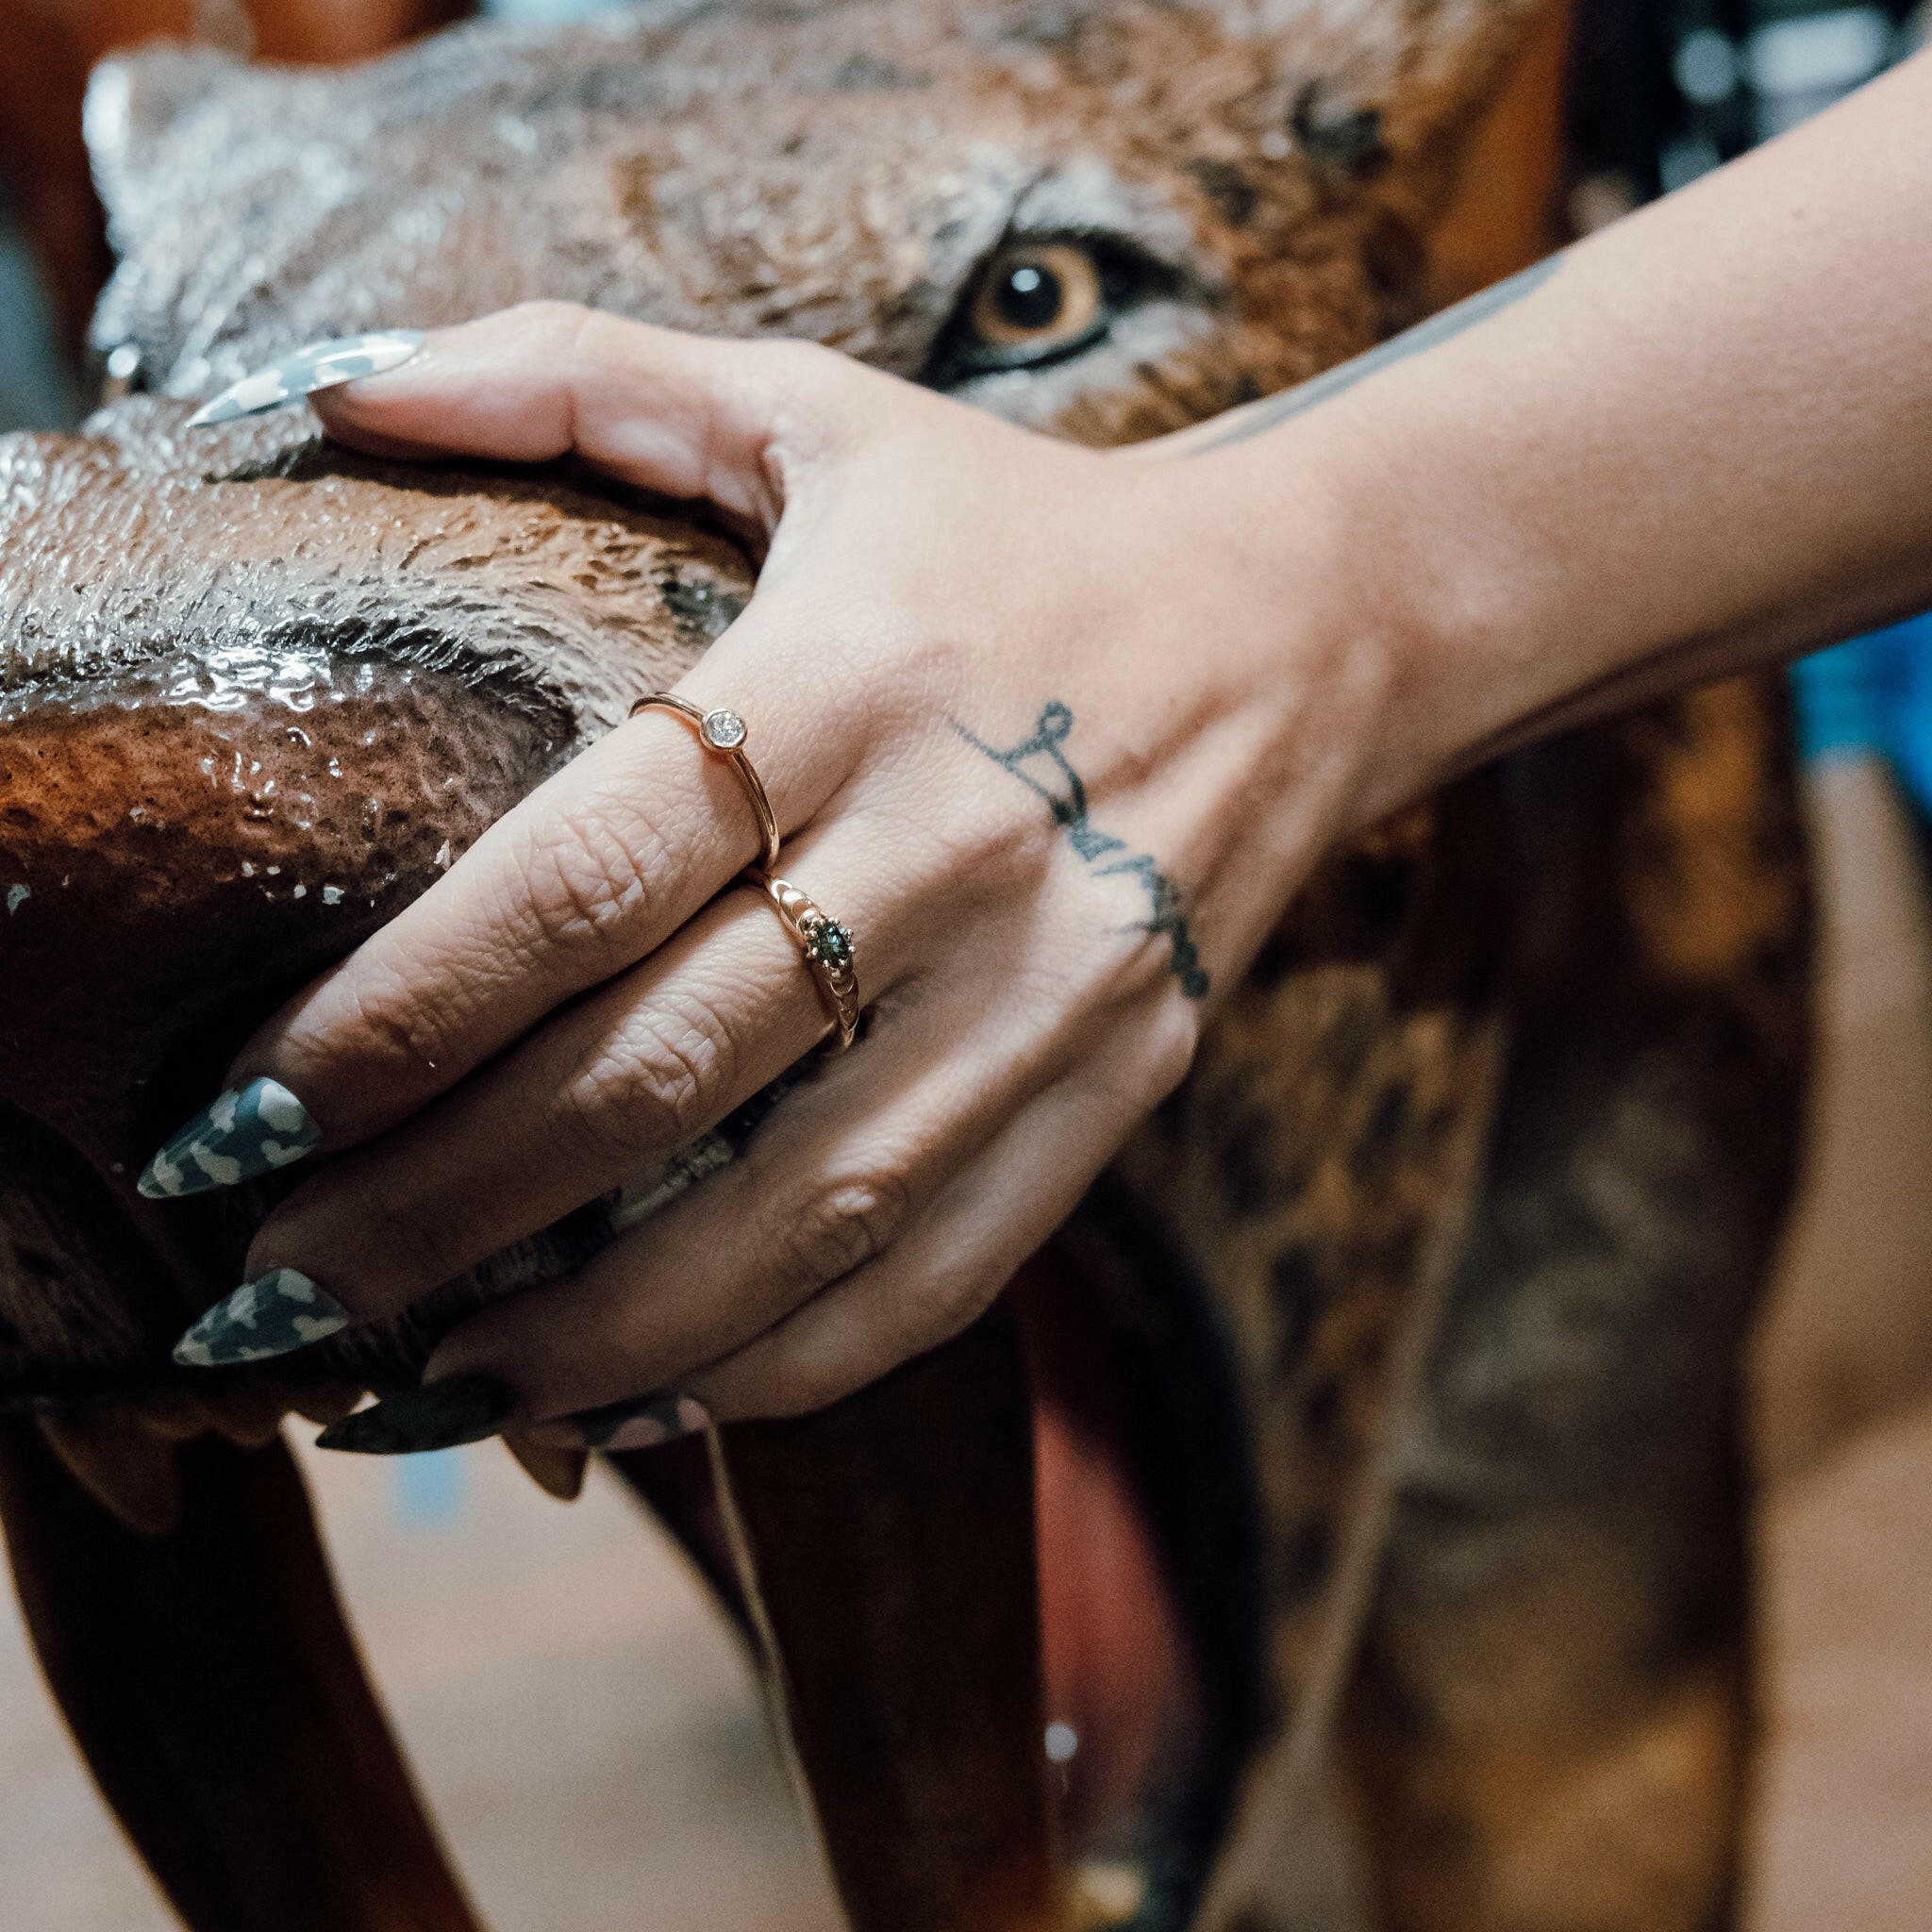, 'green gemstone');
806,922,853,968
